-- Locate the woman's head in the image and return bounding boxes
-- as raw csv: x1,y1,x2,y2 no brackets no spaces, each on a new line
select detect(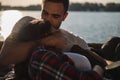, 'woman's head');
17,19,51,42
